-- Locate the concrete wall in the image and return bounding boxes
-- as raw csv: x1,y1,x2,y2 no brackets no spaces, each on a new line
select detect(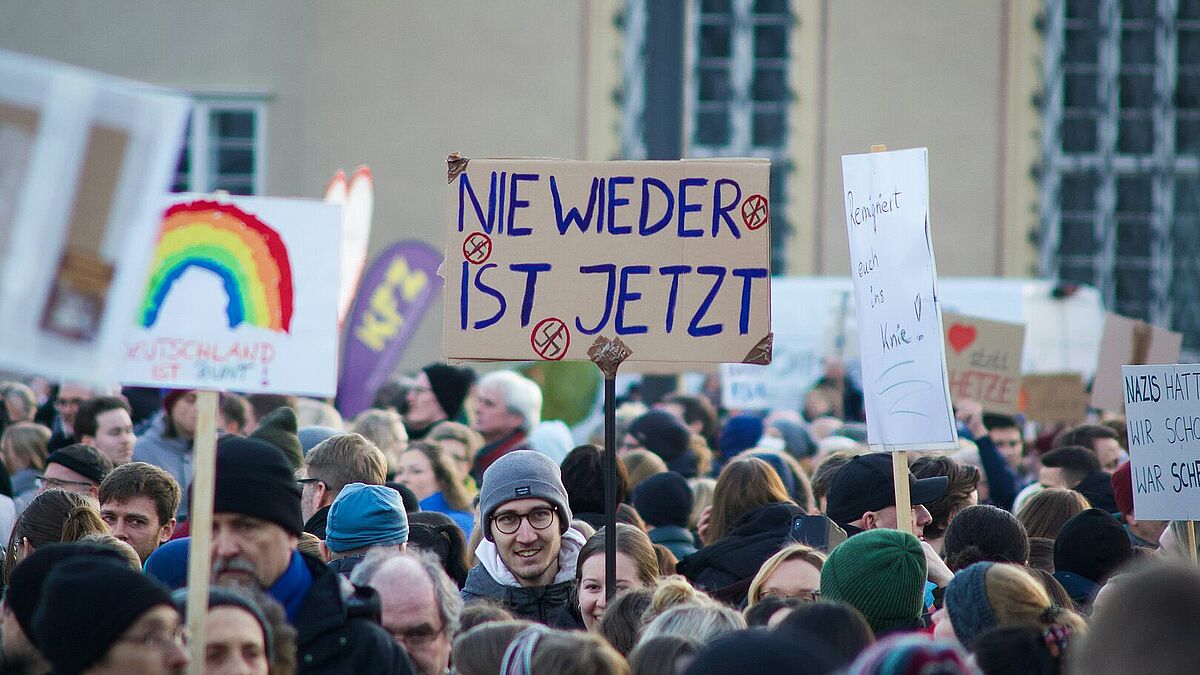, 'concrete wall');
0,0,624,374
786,0,1042,279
